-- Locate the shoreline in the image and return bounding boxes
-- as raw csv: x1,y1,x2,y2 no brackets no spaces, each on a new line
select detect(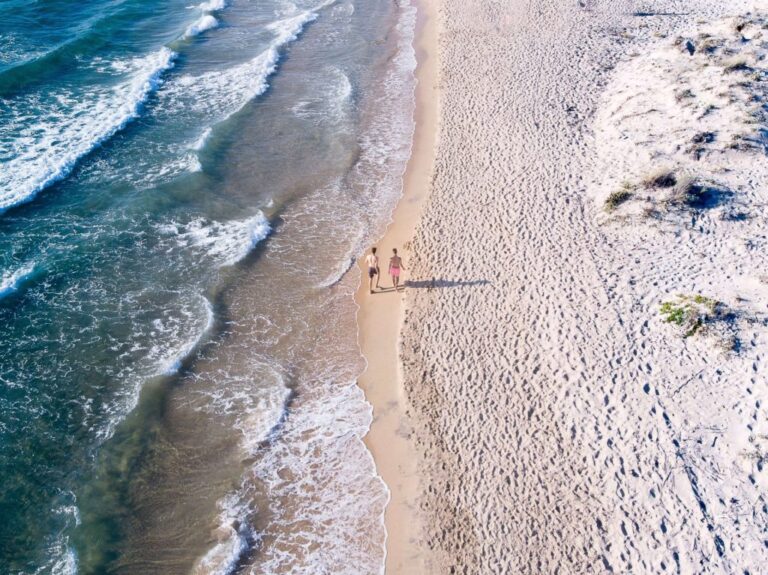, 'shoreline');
354,0,439,572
